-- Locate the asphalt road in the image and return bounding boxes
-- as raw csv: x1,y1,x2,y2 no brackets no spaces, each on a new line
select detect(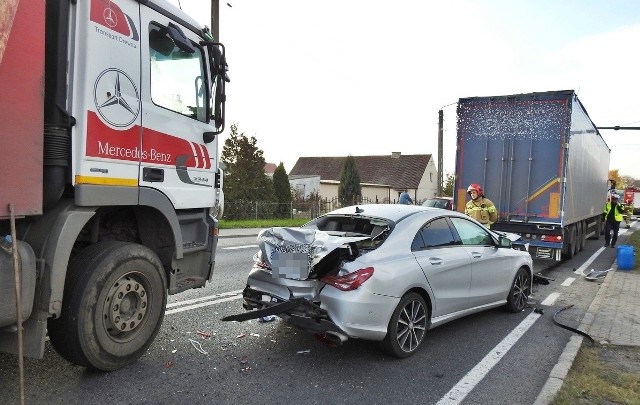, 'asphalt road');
0,231,623,405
